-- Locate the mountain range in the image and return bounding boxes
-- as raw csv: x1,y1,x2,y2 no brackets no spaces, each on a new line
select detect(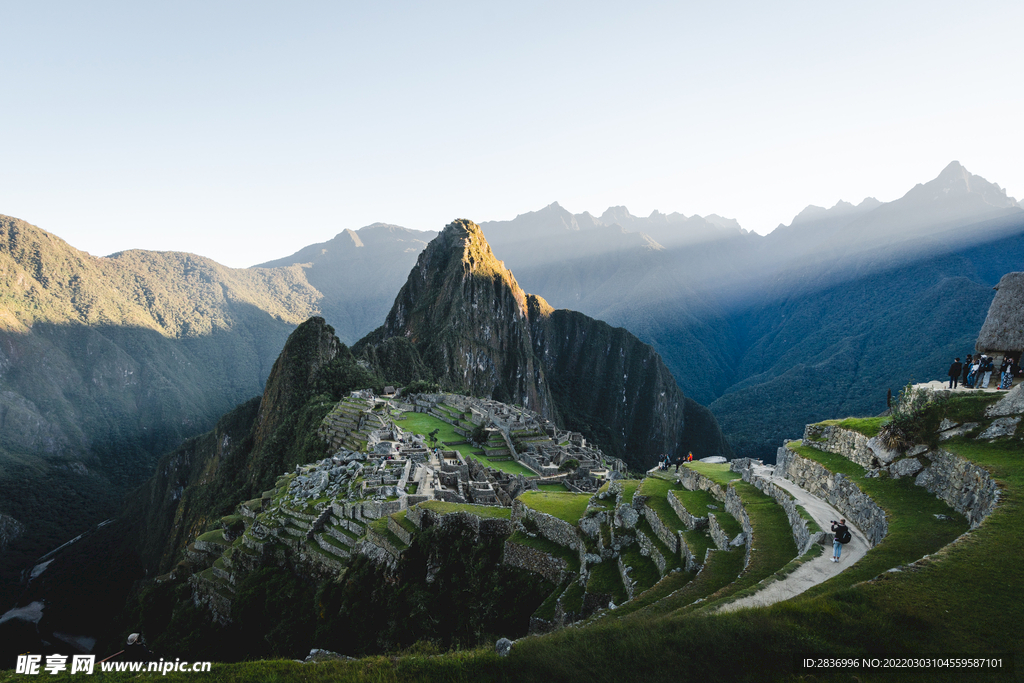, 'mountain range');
1,160,1022,619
